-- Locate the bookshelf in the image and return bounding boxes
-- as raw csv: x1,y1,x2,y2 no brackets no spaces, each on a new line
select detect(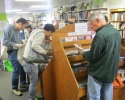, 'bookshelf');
37,24,125,100
67,8,107,23
110,8,125,30
110,8,125,38
55,0,108,23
